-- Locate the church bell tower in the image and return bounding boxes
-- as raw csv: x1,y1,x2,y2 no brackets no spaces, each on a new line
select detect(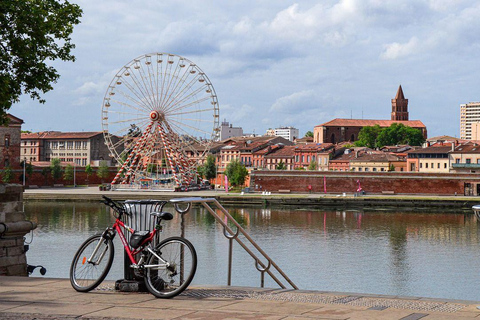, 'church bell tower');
391,85,409,121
